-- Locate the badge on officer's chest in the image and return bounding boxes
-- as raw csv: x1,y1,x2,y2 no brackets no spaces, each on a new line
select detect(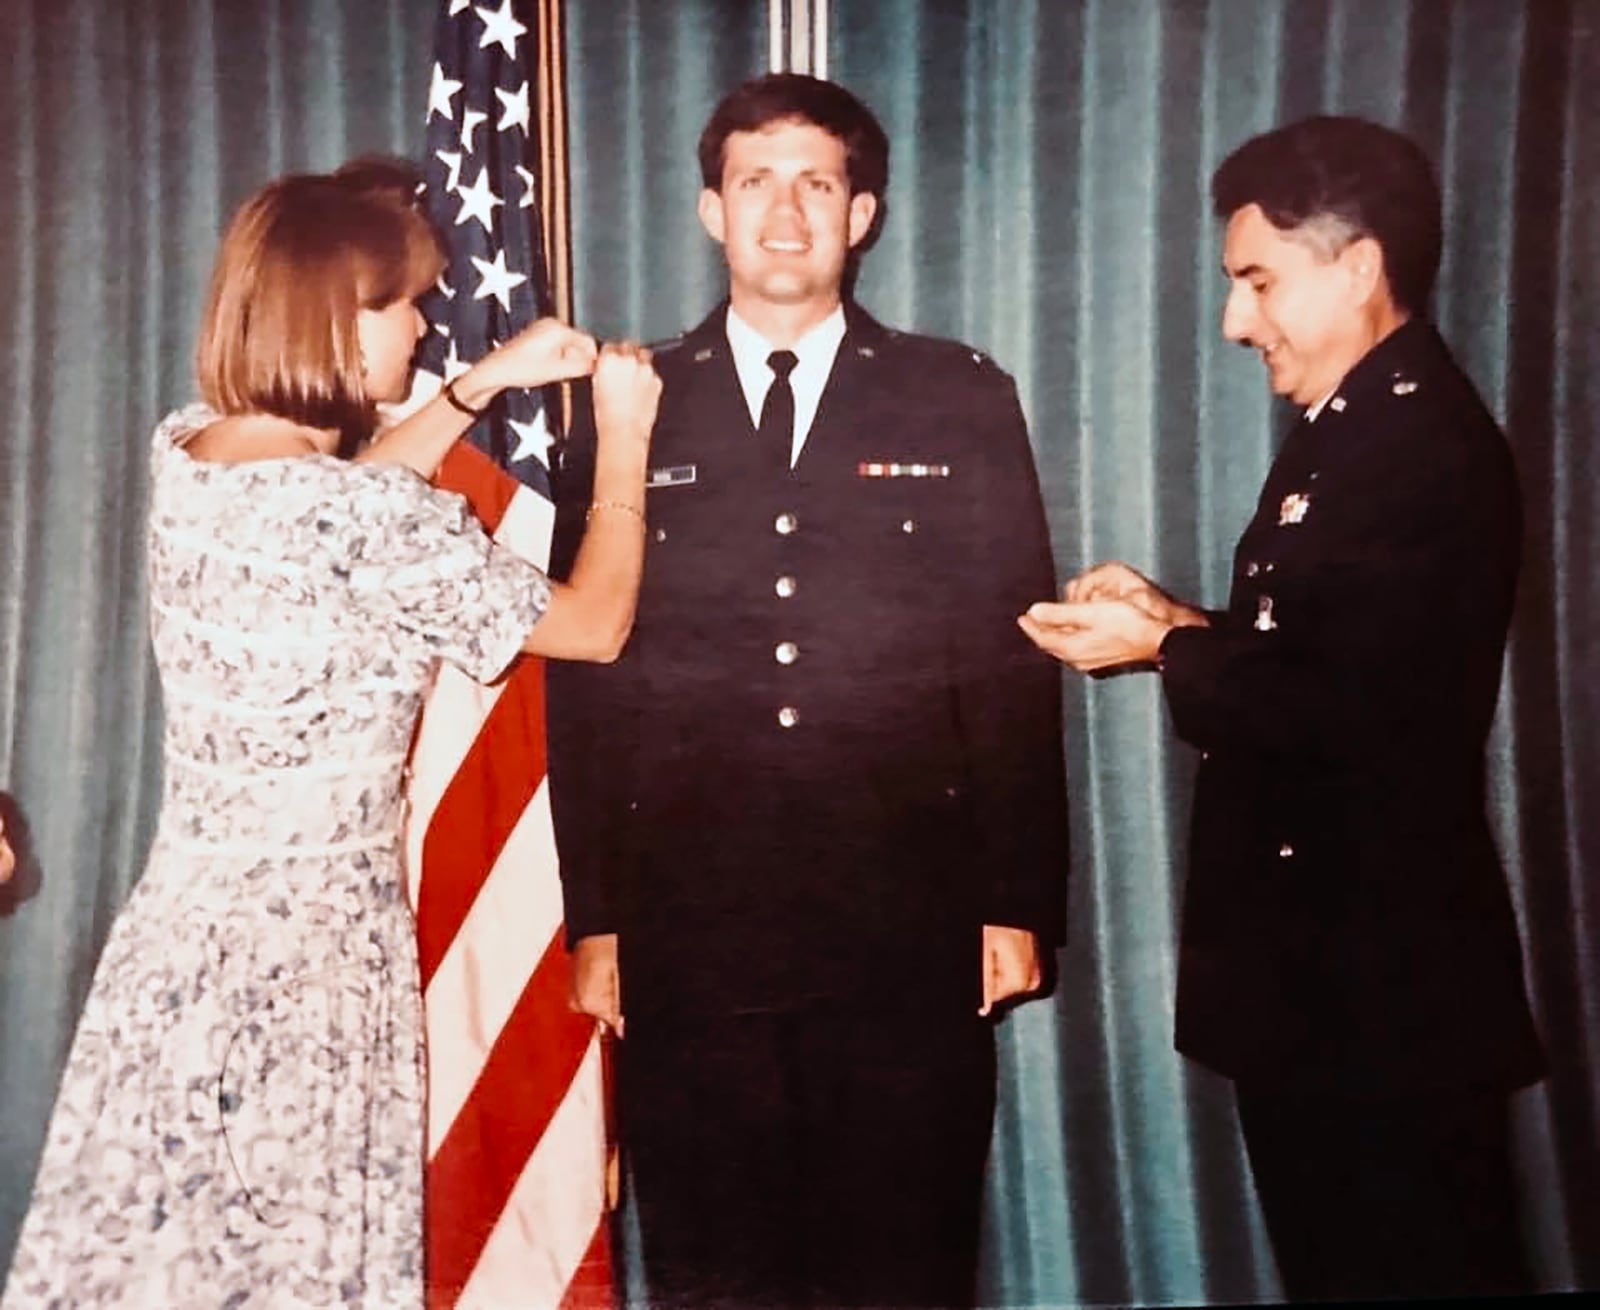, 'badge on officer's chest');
1278,492,1312,525
1254,595,1278,632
